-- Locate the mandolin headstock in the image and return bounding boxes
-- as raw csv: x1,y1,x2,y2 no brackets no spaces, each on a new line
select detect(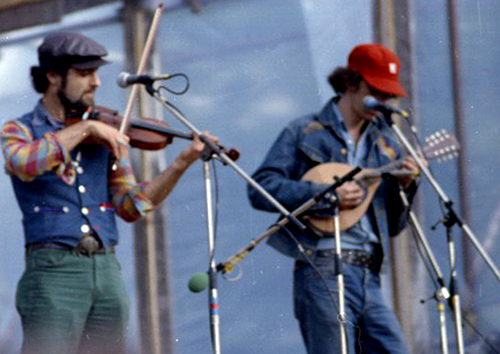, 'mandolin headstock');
422,129,460,162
